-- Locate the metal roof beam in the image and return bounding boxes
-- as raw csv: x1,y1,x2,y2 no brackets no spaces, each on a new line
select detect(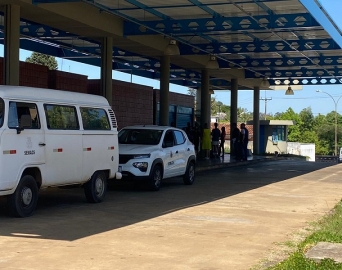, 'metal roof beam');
218,56,342,68
124,13,320,35
32,0,81,3
125,0,170,20
270,78,342,85
179,38,340,55
187,0,221,18
245,68,342,79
